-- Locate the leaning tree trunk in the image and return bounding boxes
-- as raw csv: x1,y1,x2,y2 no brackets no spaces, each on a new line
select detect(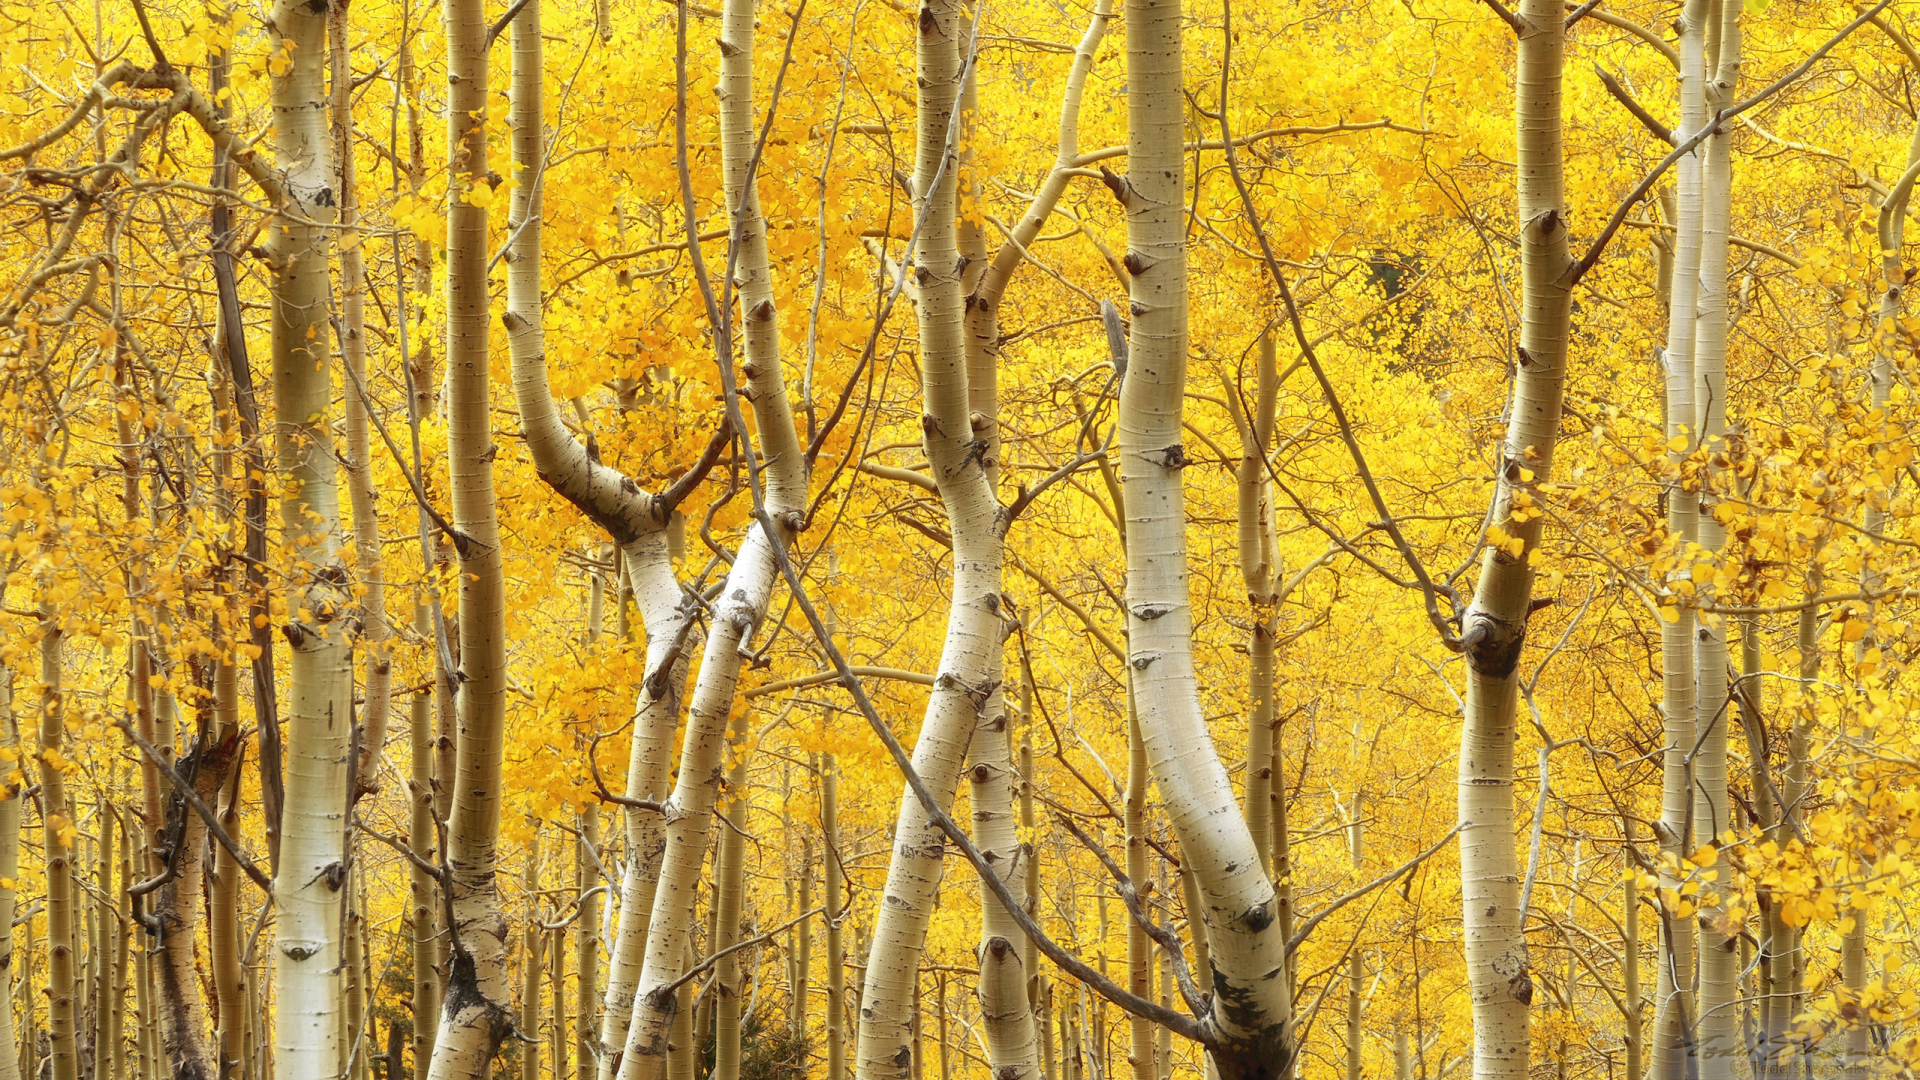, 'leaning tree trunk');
493,0,713,1072
613,0,809,1066
854,0,1021,1073
1110,0,1290,1071
426,0,519,1070
1455,1,1570,1078
267,0,353,1072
